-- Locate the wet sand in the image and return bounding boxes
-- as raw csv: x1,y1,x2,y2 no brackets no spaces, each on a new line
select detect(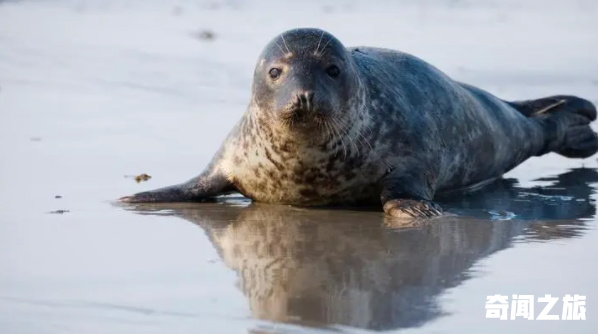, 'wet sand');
1,0,597,333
